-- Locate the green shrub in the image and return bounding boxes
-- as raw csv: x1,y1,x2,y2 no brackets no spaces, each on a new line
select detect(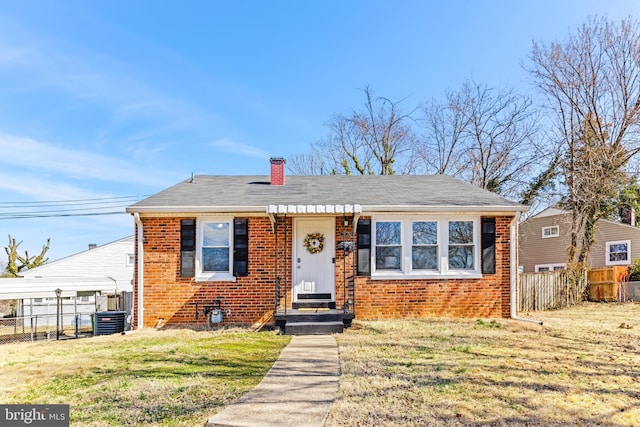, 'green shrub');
628,258,640,281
